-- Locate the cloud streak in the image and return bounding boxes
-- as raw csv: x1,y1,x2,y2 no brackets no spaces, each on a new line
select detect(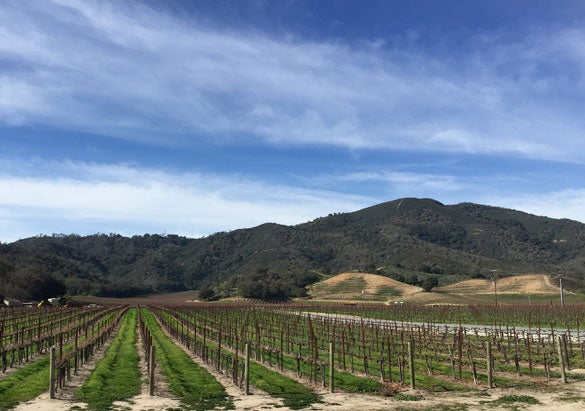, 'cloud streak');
499,189,585,223
1,158,585,243
0,160,585,242
1,0,584,161
0,160,372,242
